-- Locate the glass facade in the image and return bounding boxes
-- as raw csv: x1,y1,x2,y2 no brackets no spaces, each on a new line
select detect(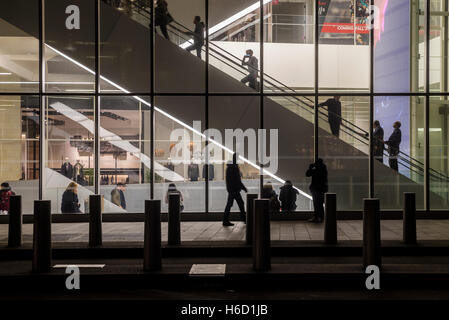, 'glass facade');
0,0,448,214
